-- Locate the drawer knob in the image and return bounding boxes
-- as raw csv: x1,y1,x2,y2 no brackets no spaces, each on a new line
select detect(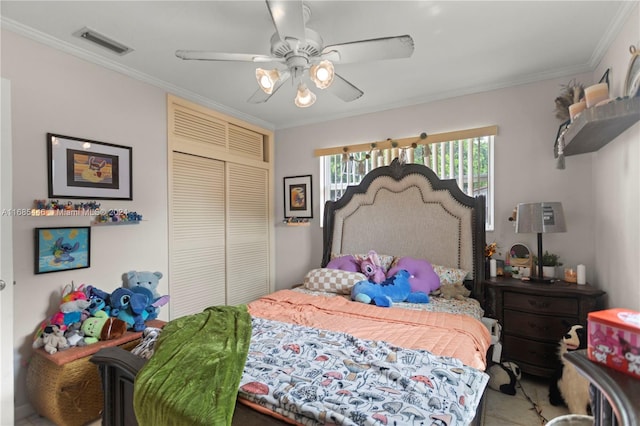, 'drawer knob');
528,299,550,309
528,322,549,332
